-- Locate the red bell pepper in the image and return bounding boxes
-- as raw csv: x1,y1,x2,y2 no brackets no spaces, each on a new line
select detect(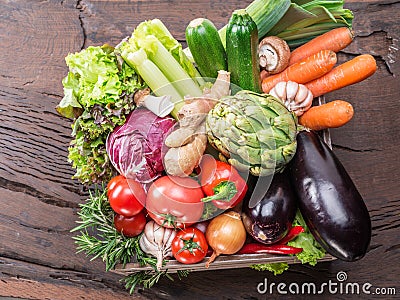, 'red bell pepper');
199,155,248,210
